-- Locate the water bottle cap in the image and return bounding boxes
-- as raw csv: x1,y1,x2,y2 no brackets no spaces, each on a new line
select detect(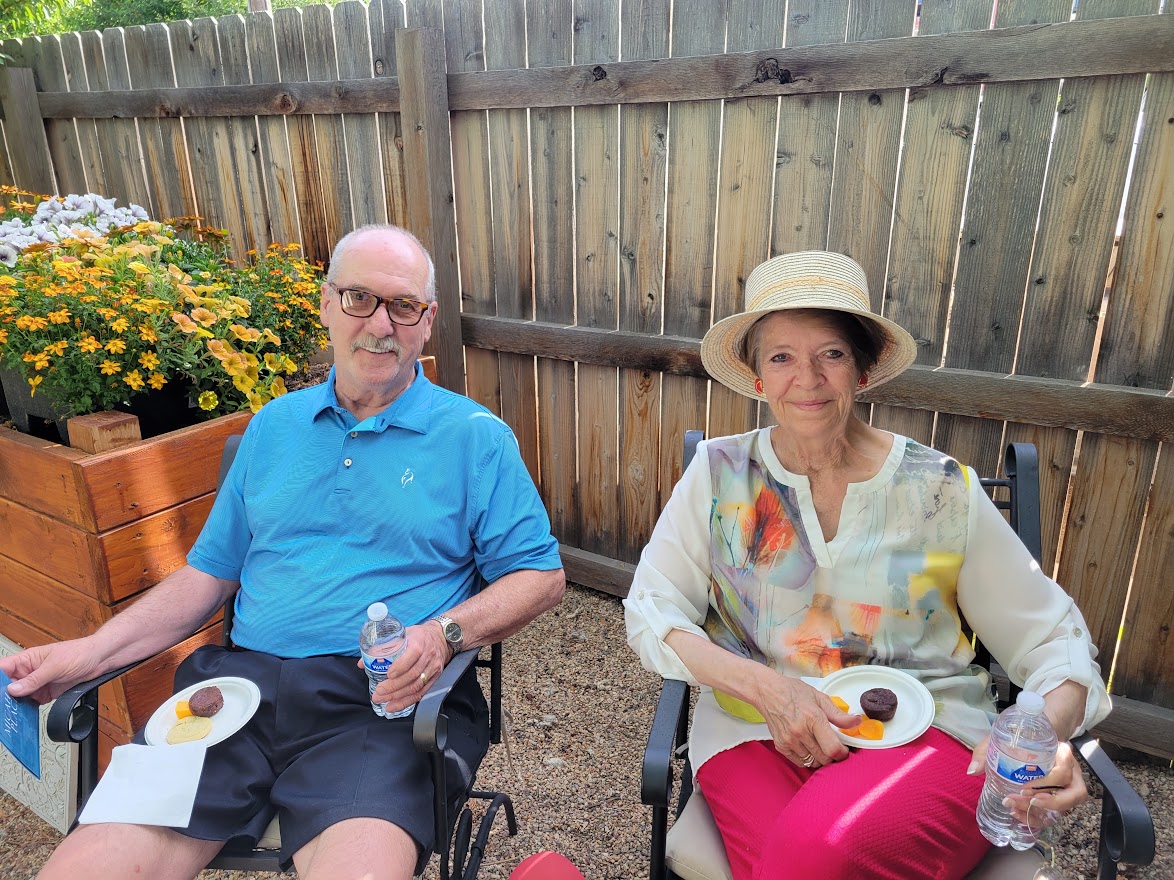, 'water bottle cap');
367,602,389,621
1015,691,1046,715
